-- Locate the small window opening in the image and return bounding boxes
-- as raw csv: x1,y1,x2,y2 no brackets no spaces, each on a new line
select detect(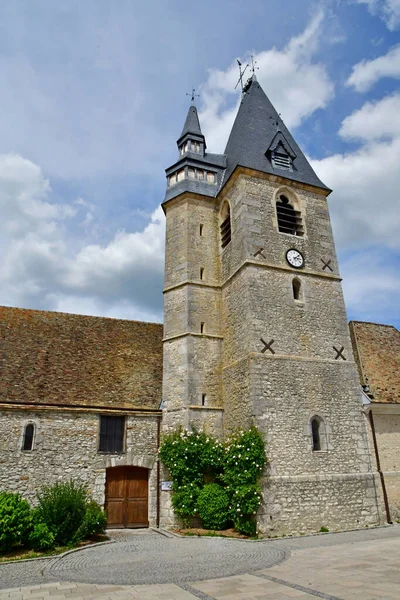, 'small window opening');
200,322,205,333
99,415,125,453
292,278,301,301
200,267,204,280
311,416,327,452
220,202,231,248
199,224,204,236
23,424,34,451
311,418,321,451
202,394,207,406
276,195,304,236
